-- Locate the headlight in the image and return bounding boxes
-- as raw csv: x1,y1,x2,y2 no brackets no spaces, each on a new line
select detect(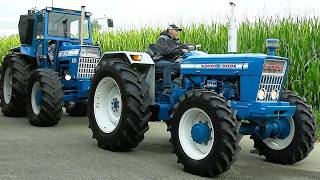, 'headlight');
58,49,80,57
65,74,72,81
271,89,279,100
257,88,266,100
80,47,100,58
